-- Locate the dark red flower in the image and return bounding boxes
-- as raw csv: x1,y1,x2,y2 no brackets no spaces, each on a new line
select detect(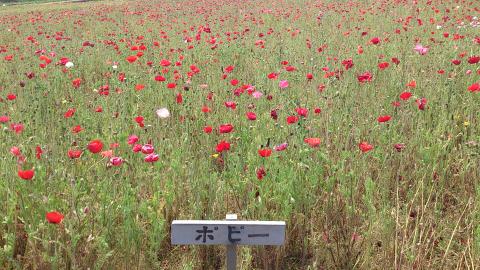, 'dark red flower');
451,59,461,65
219,124,234,133
394,143,405,152
256,167,266,180
468,56,480,64
357,72,372,83
370,37,380,45
342,59,354,70
416,98,427,110
270,109,278,120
